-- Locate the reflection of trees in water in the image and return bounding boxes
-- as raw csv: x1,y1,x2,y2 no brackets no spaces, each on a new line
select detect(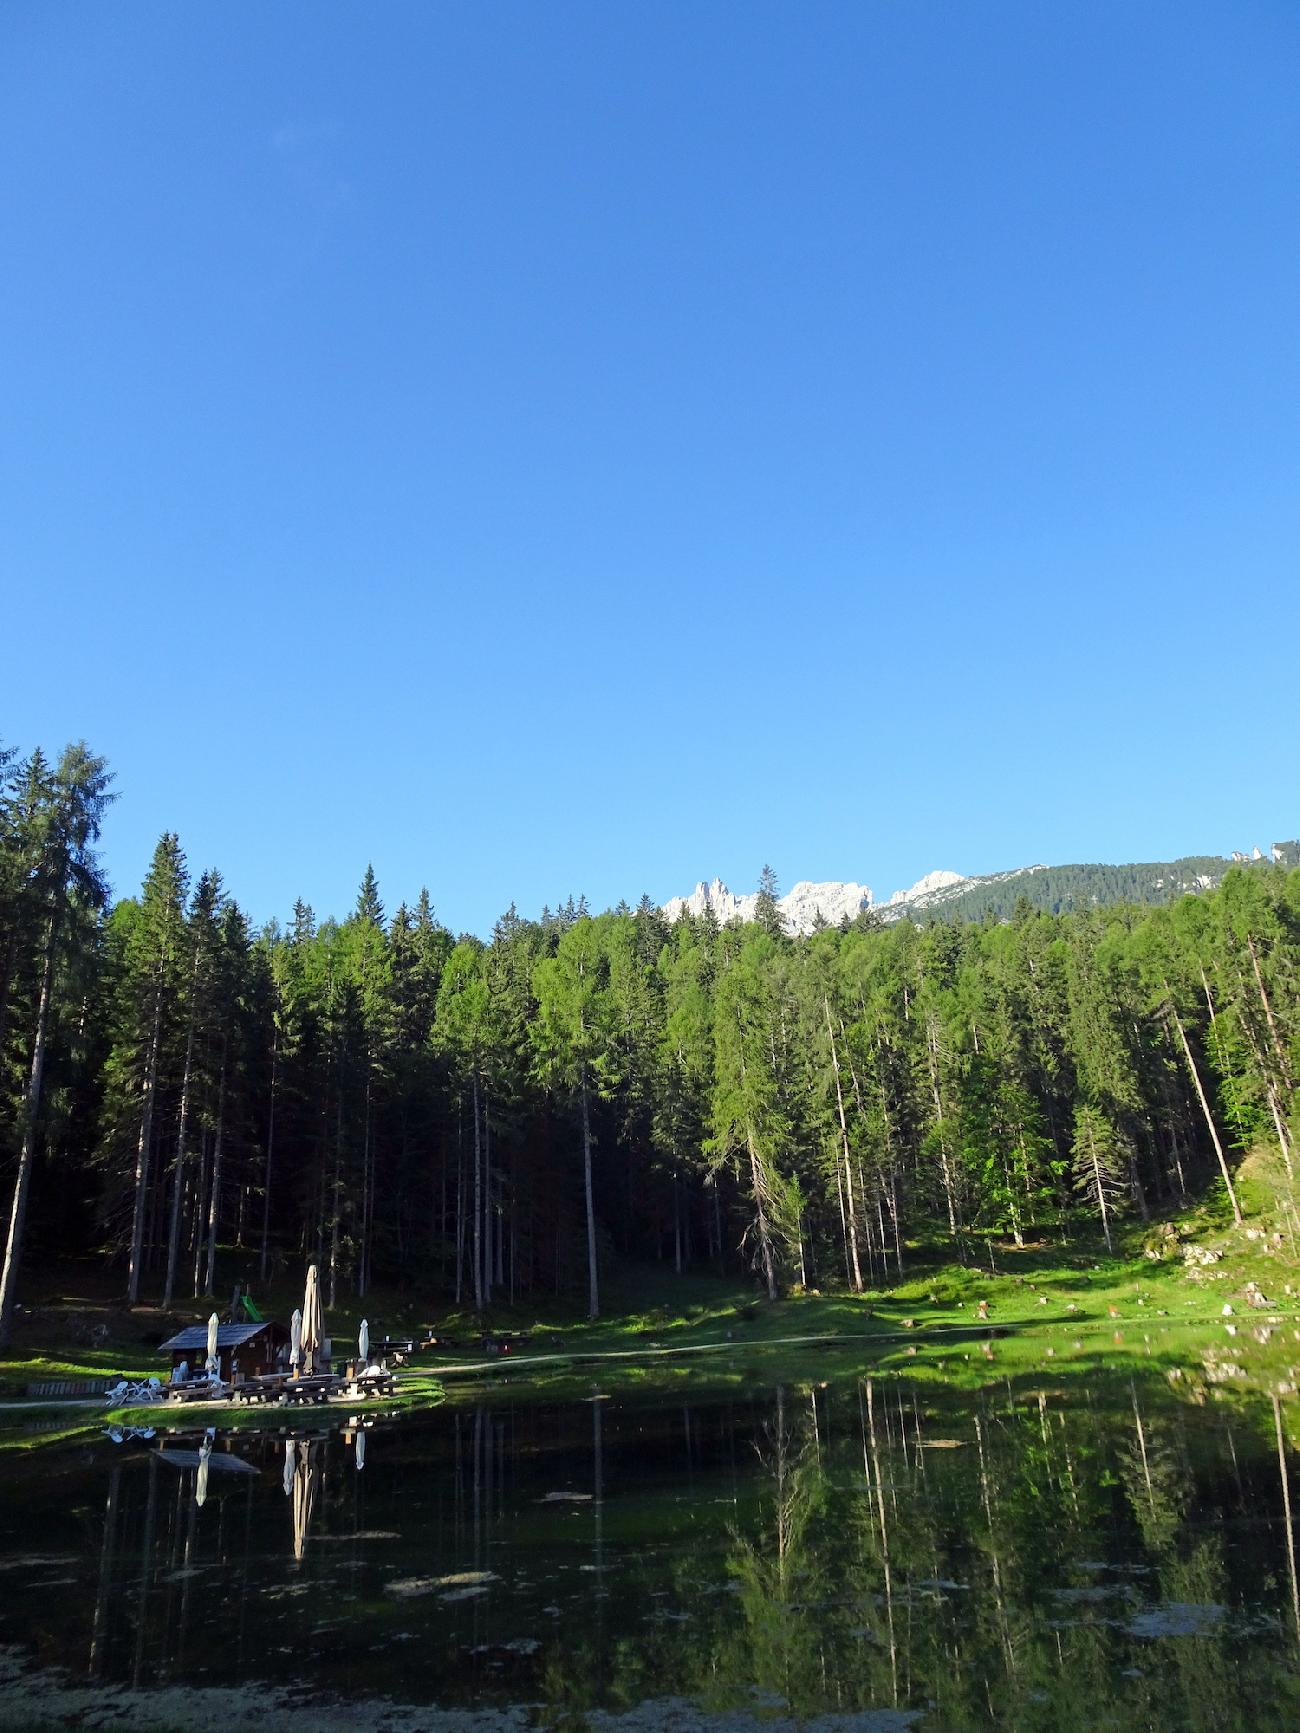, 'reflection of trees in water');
697,1381,1300,1729
41,1384,1300,1725
719,1384,831,1710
